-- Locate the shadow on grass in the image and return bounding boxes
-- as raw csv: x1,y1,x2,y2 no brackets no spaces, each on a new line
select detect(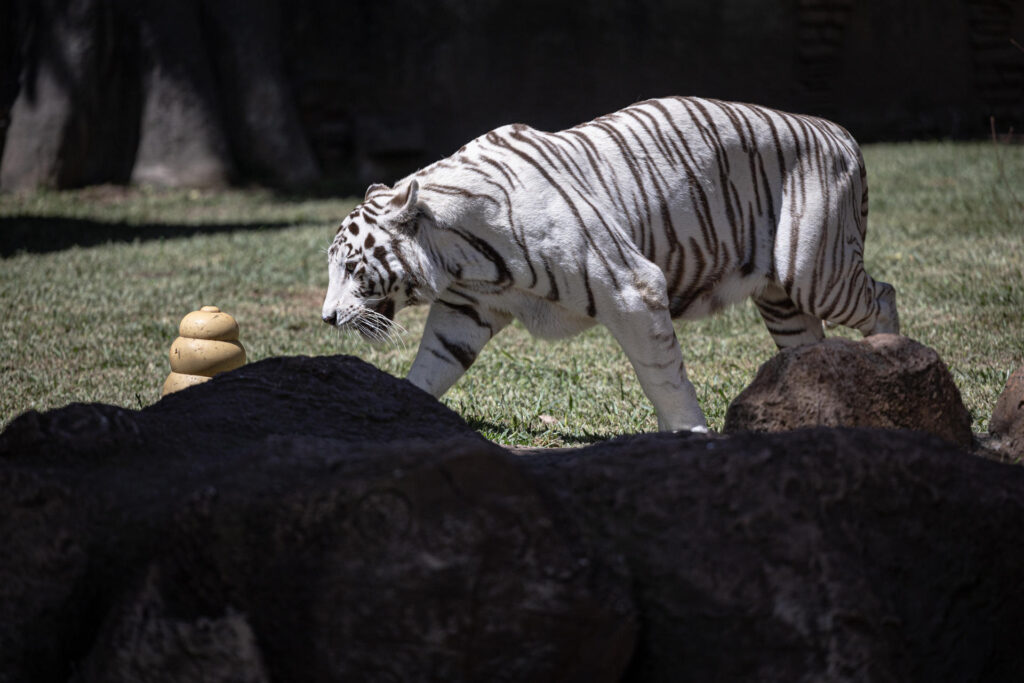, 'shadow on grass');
0,215,295,257
465,417,612,446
